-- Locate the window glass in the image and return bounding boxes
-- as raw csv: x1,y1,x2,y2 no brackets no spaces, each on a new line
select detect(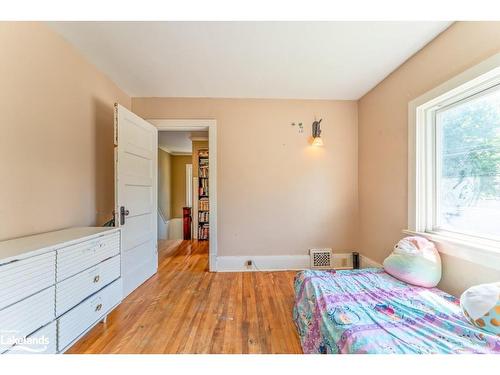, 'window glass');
436,86,500,239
